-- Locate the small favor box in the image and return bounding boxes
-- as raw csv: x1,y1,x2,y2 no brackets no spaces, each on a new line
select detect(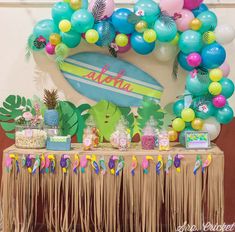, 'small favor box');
46,135,71,151
158,131,170,151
